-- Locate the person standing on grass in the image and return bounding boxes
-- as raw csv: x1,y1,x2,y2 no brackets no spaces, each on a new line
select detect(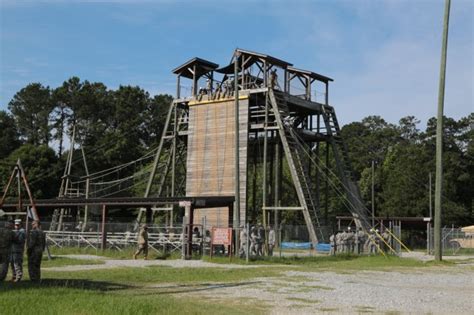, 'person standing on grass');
257,223,265,256
250,226,258,256
346,227,355,254
0,218,15,281
329,232,336,255
381,229,391,253
239,225,248,259
27,220,46,282
267,226,276,257
133,224,149,260
11,219,25,282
